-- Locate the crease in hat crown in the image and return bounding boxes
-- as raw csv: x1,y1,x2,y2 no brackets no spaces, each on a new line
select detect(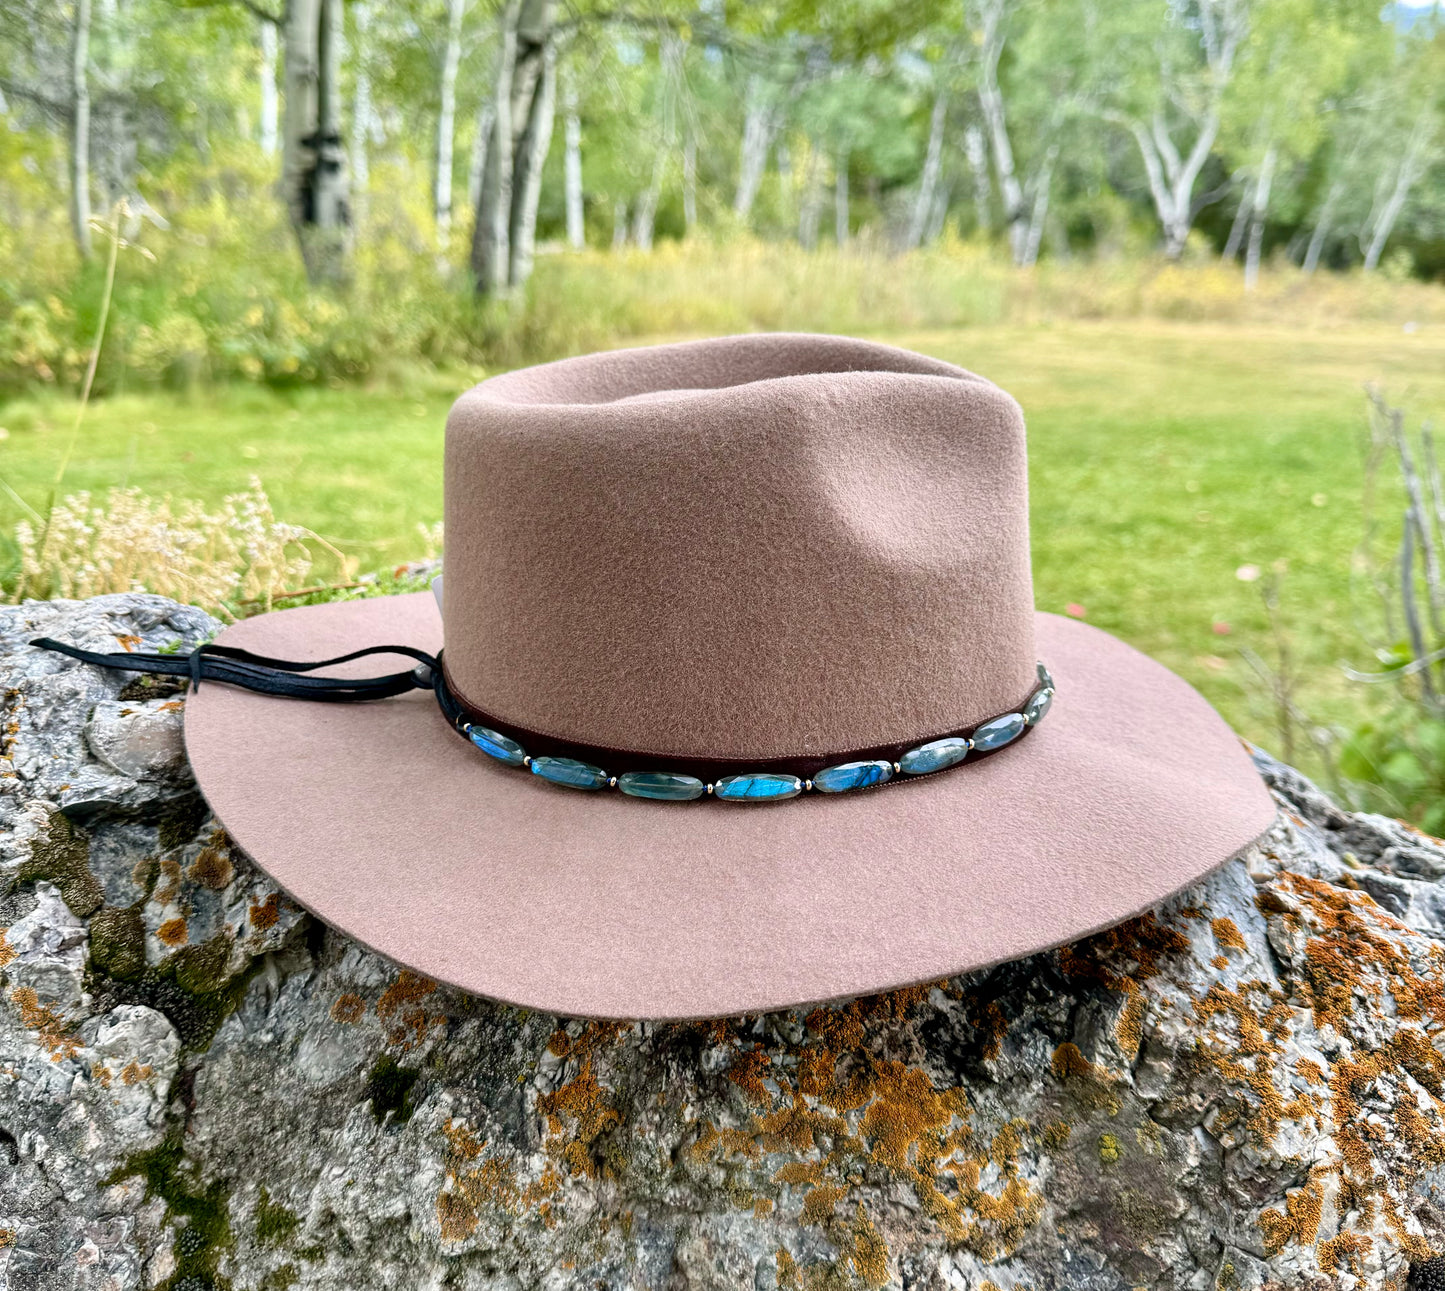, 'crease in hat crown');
441,333,1038,760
